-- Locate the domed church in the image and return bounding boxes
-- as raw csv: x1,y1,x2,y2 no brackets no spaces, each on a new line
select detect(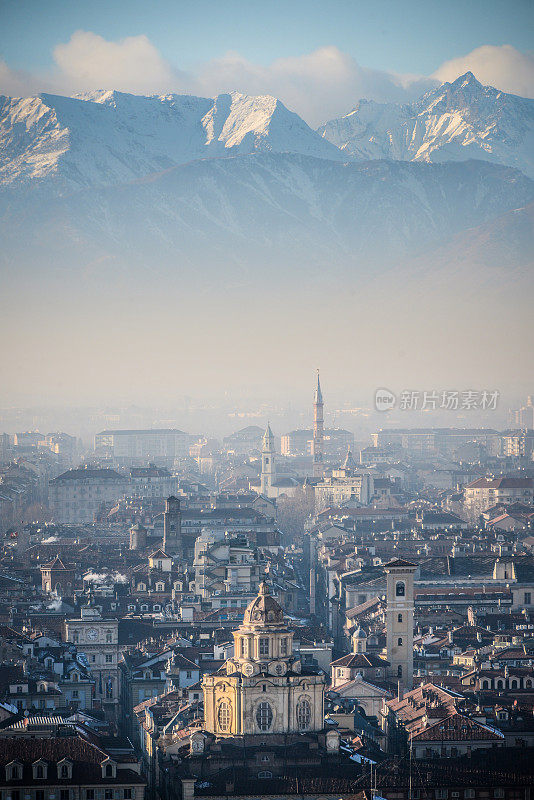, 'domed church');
203,582,327,737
